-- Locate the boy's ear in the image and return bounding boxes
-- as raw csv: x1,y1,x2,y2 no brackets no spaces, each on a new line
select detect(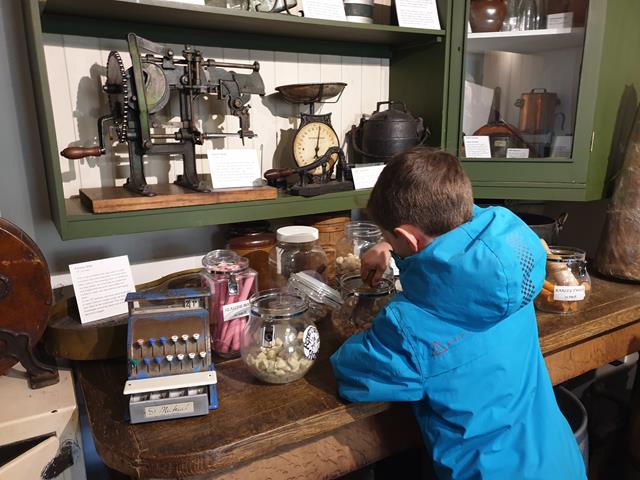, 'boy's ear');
393,224,433,253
